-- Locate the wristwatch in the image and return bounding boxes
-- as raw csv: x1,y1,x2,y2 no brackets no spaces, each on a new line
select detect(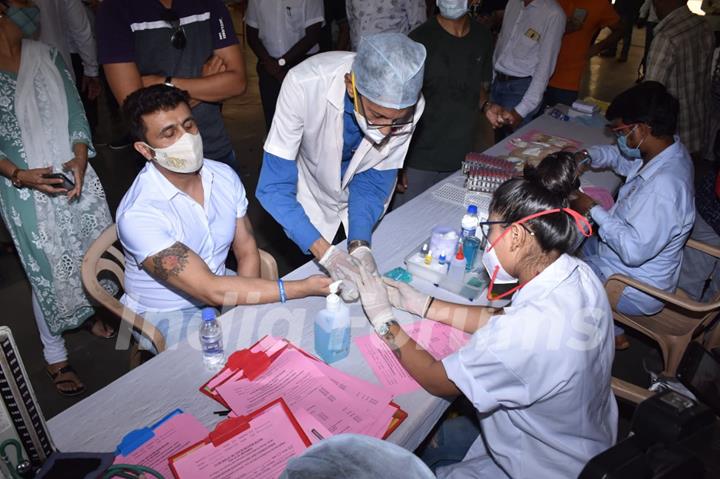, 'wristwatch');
375,320,398,337
277,58,286,67
348,239,370,253
163,76,175,88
